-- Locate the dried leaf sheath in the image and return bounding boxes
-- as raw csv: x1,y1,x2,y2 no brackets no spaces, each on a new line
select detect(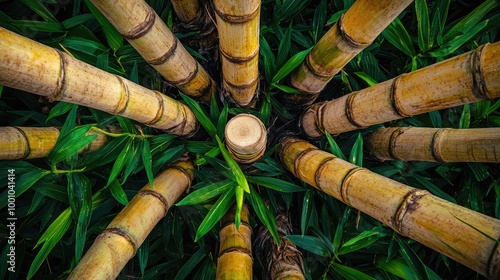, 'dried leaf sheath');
0,27,198,137
278,137,500,278
216,204,253,279
288,0,413,106
366,127,500,163
89,0,215,102
301,42,500,138
0,126,109,160
68,161,194,280
254,211,305,280
214,0,260,107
